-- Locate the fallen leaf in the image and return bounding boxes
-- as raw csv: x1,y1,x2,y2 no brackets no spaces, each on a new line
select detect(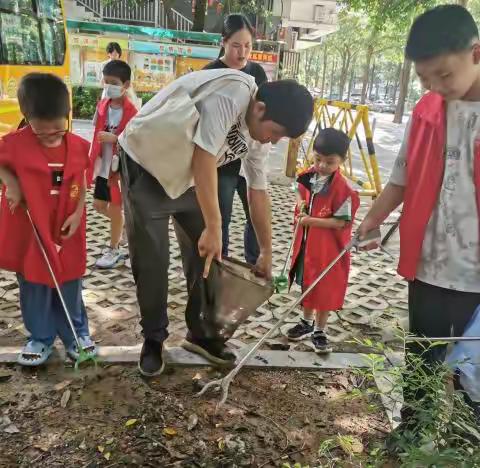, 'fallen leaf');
54,380,72,392
300,390,310,396
97,445,105,453
192,373,202,381
125,419,138,427
60,390,71,408
106,437,115,445
104,452,111,461
0,416,19,434
187,414,198,431
217,437,225,450
163,427,177,436
79,440,87,450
